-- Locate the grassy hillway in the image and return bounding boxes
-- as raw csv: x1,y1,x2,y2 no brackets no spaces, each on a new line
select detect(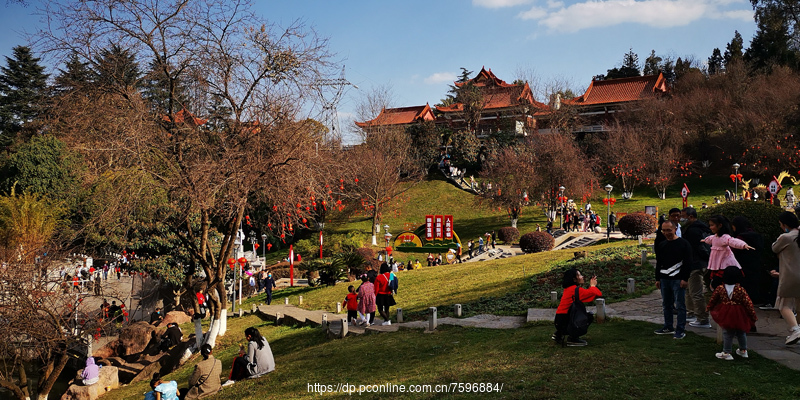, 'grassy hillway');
95,174,800,400
101,314,800,400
